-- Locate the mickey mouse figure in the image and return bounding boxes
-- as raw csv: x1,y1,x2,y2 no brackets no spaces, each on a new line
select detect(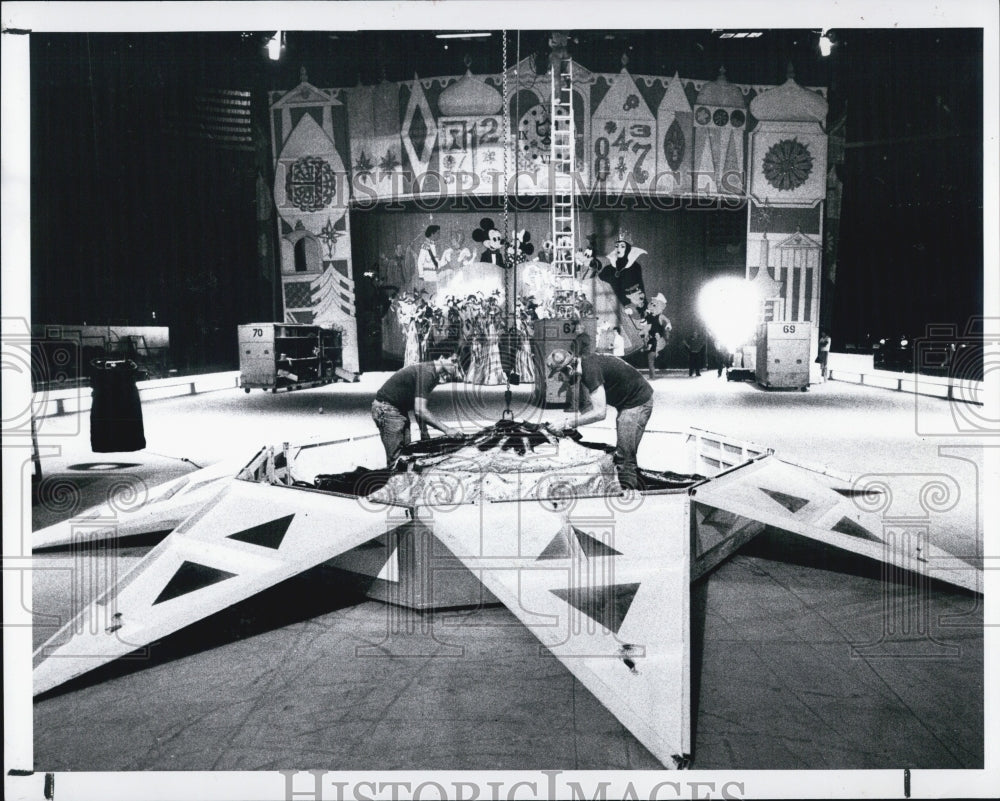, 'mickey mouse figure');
507,229,535,266
576,232,607,274
472,218,506,268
